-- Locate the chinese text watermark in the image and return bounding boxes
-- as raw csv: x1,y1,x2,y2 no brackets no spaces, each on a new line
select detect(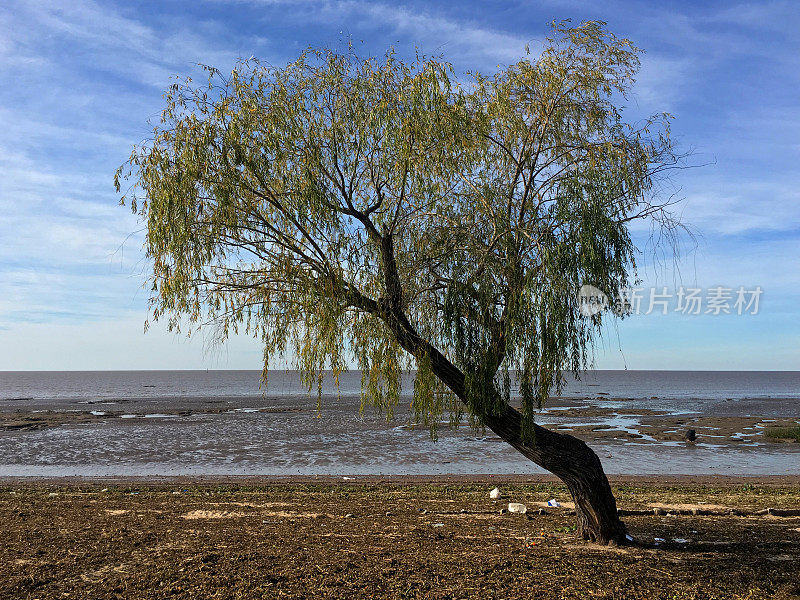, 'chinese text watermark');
578,285,763,317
